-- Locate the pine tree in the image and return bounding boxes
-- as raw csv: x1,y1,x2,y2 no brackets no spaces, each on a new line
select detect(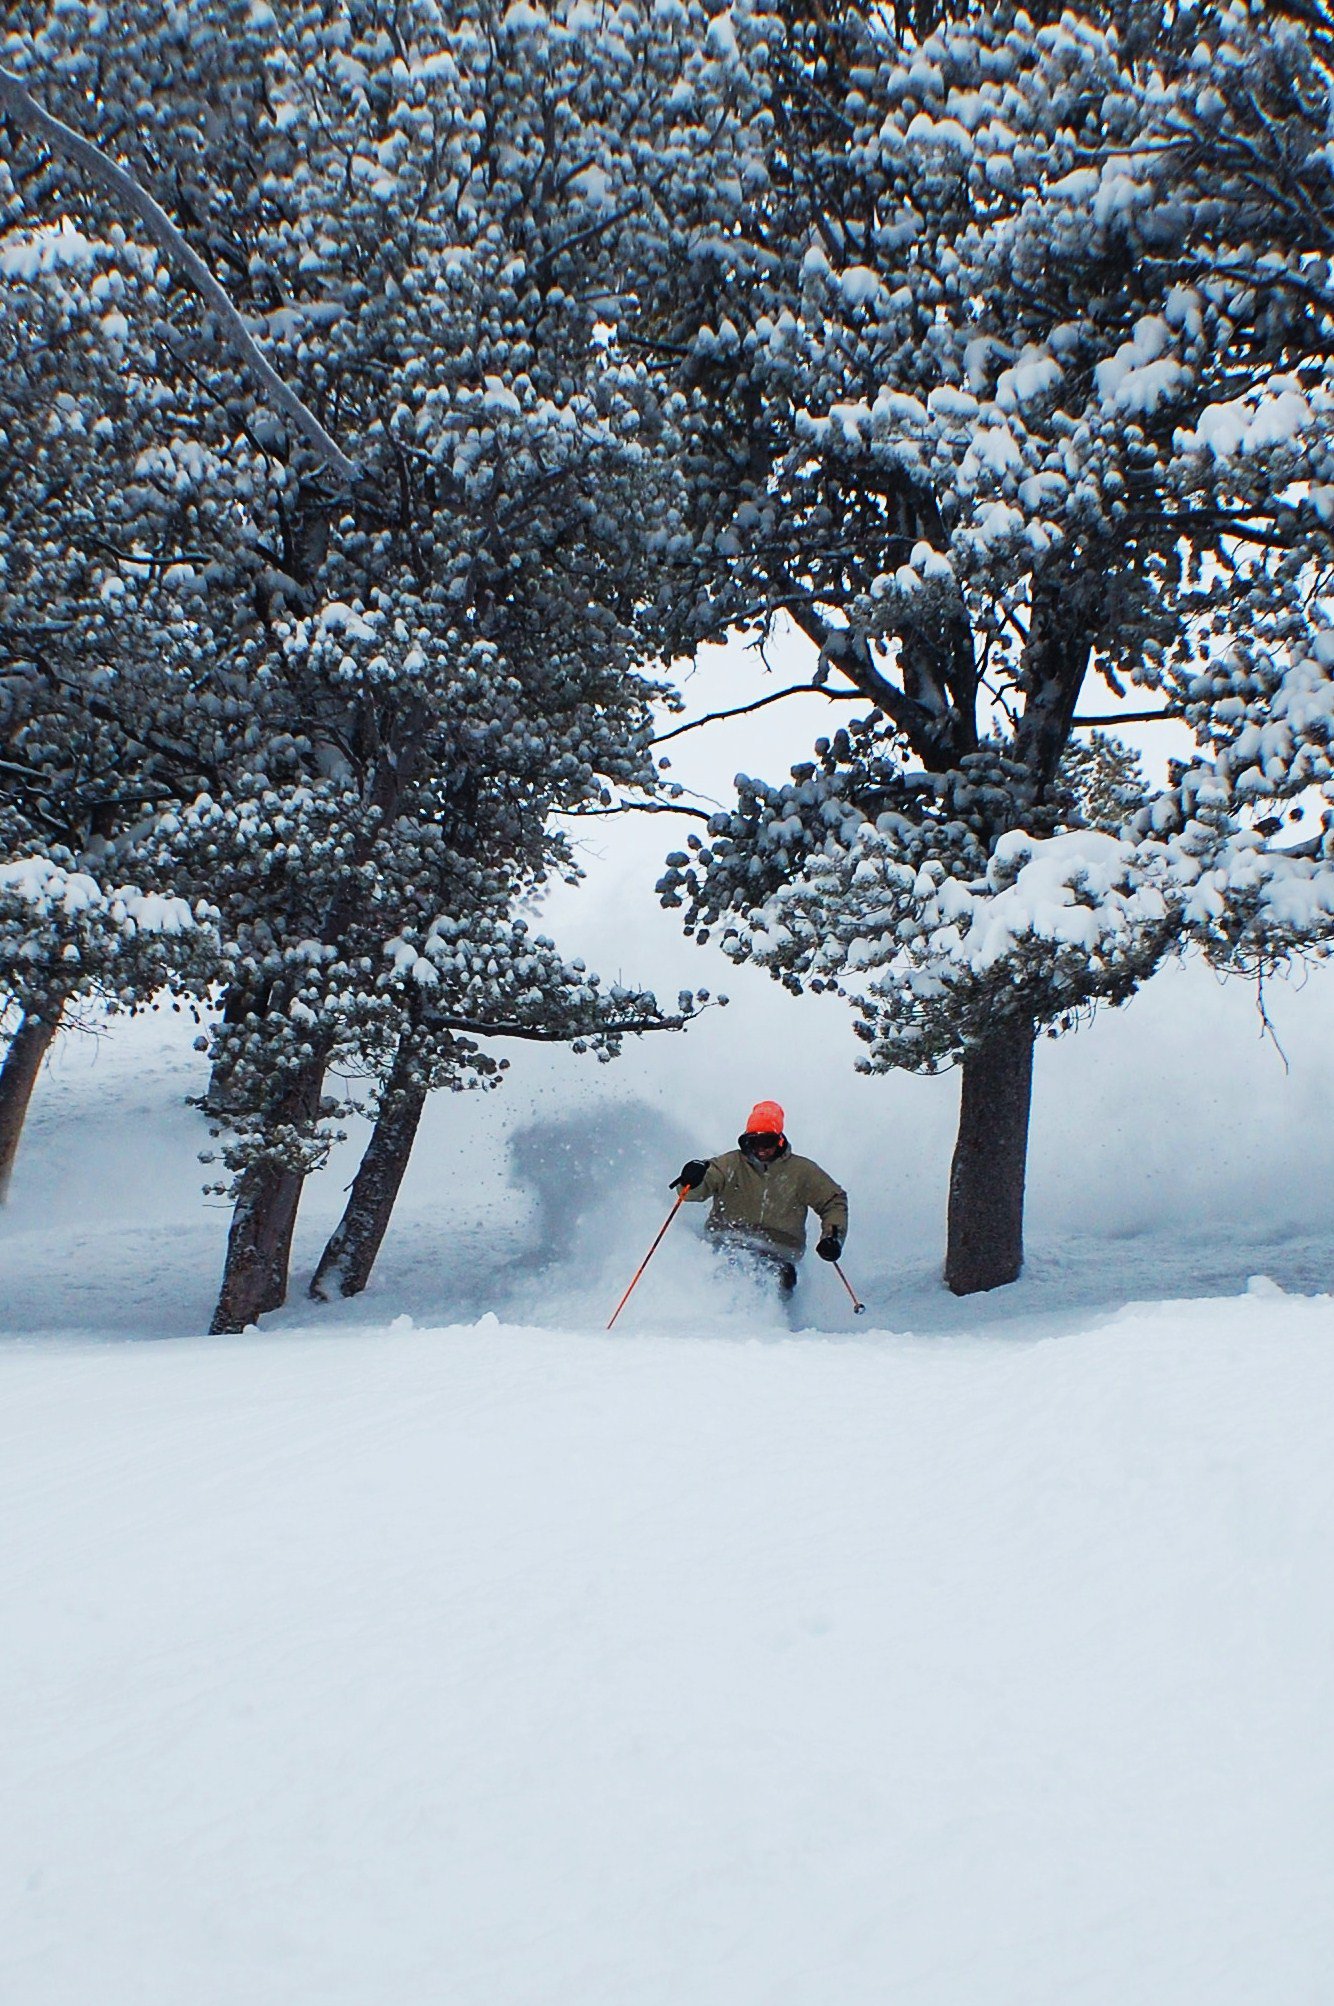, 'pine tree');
0,176,228,1196
2,1,702,1323
0,858,216,1197
633,0,1334,1290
